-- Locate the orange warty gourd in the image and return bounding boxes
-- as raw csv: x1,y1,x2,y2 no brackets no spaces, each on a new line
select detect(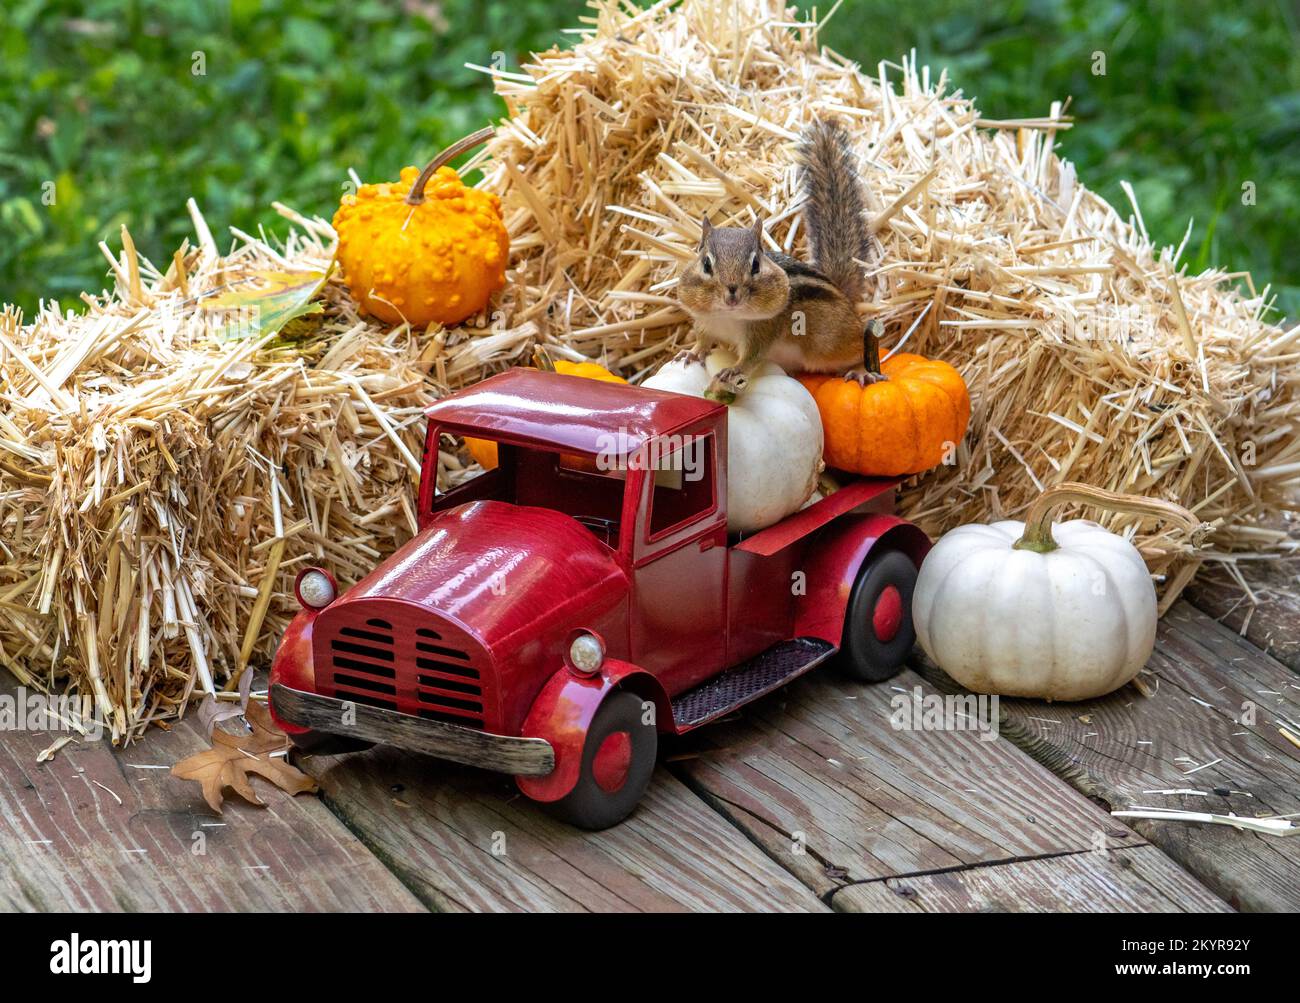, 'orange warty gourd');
465,353,626,470
333,128,508,328
799,346,971,477
549,359,627,383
